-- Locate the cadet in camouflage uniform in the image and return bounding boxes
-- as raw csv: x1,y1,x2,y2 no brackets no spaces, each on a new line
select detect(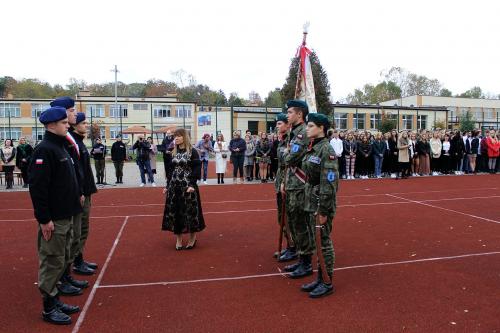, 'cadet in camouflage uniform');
274,113,296,260
281,100,315,278
300,113,339,298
